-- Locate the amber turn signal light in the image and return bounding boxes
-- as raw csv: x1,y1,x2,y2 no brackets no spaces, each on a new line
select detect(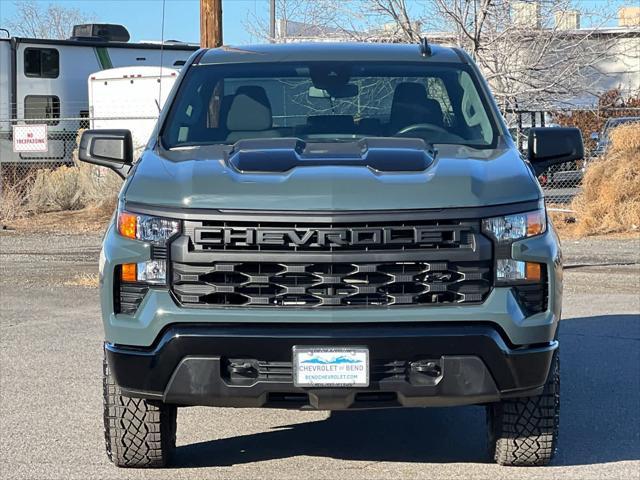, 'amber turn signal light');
121,263,137,283
526,213,545,237
525,262,542,282
118,212,137,240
